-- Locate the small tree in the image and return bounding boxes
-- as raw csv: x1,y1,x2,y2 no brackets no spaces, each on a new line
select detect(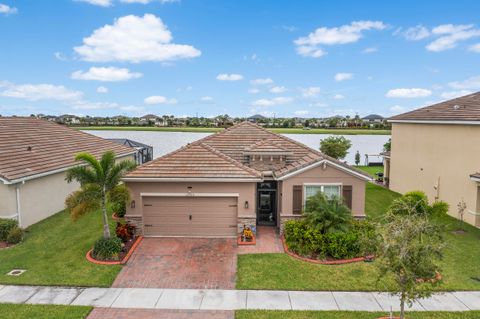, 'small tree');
354,151,361,166
457,199,467,231
65,151,136,239
304,192,352,234
383,138,391,152
319,136,352,160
